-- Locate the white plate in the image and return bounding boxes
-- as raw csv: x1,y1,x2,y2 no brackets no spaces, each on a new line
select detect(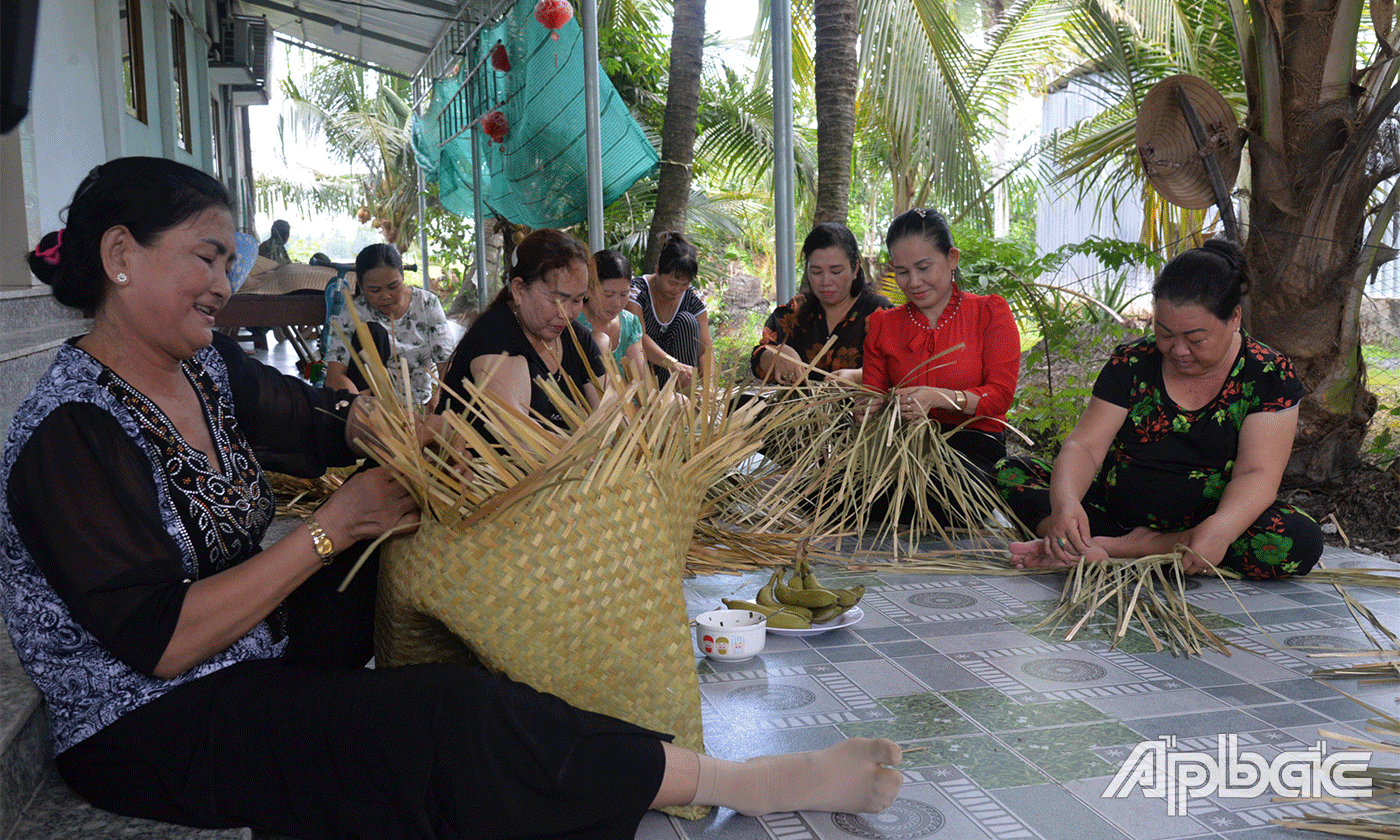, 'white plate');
766,606,864,637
